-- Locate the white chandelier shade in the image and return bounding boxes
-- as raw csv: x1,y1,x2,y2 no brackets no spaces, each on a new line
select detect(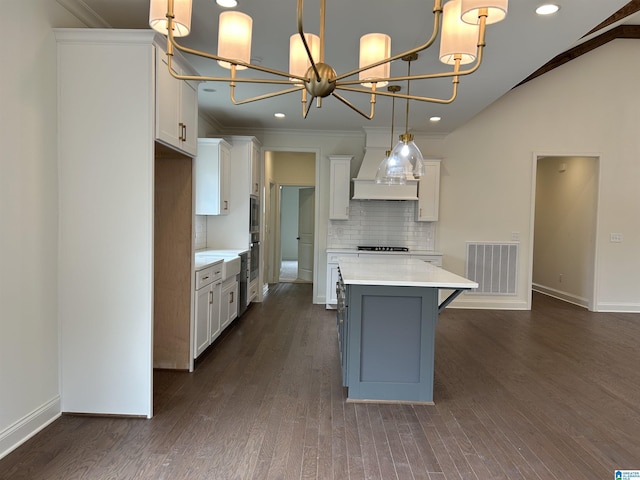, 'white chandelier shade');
289,33,320,80
359,34,391,88
149,0,191,37
460,0,508,25
149,0,508,120
217,11,252,70
440,0,479,65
